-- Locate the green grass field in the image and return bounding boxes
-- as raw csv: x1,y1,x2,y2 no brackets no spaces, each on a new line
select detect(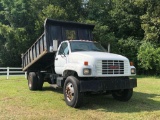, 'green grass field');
0,76,160,120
